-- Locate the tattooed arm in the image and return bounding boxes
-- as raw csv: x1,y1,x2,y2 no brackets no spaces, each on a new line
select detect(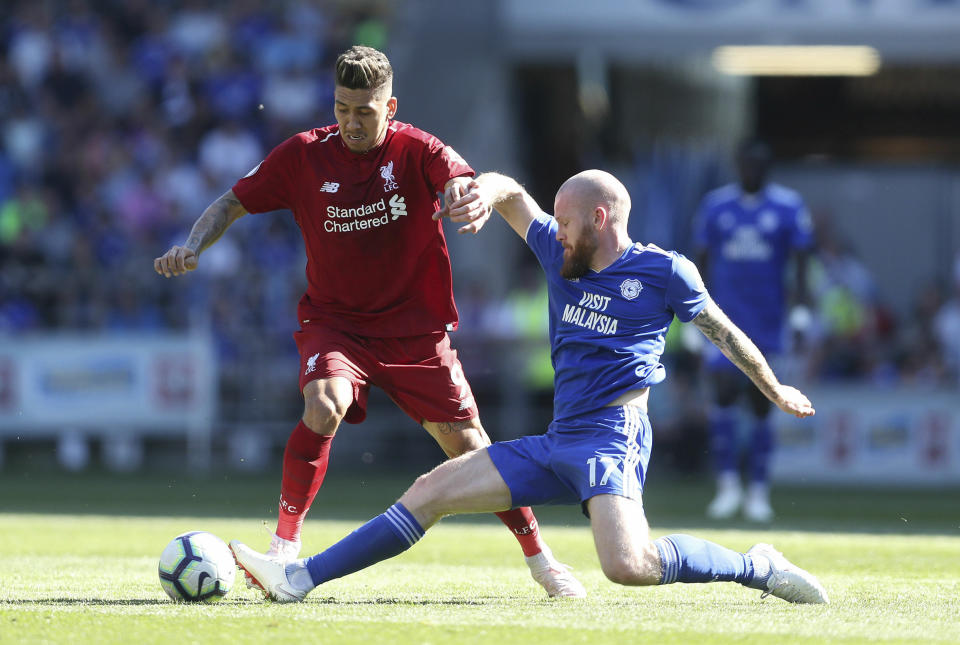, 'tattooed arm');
692,299,815,418
154,190,248,277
